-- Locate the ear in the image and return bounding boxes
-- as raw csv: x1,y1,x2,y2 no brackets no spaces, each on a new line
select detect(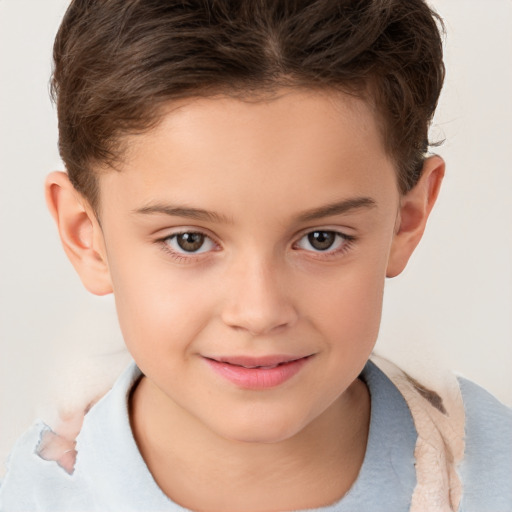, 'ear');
45,171,113,295
386,156,445,278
